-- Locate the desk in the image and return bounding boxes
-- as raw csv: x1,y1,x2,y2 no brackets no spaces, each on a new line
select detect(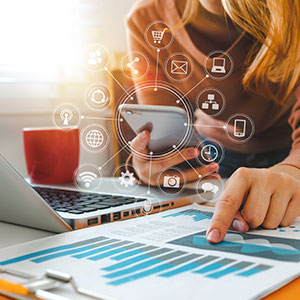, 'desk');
0,179,299,299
